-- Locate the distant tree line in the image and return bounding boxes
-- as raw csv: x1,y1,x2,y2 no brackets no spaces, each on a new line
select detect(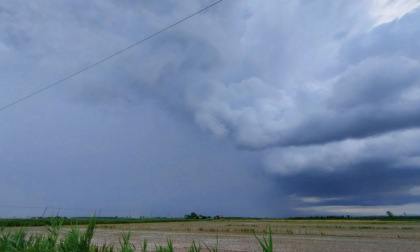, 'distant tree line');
184,212,223,220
